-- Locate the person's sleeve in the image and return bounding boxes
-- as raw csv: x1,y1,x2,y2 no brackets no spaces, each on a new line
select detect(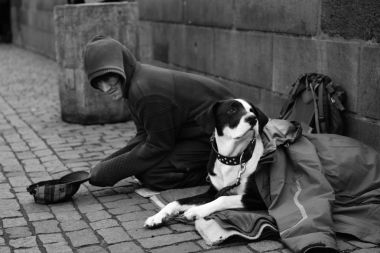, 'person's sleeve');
124,111,147,151
101,108,147,162
99,95,180,176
